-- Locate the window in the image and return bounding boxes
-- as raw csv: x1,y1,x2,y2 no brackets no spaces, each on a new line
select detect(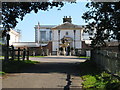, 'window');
50,31,52,40
40,31,46,41
66,32,68,35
